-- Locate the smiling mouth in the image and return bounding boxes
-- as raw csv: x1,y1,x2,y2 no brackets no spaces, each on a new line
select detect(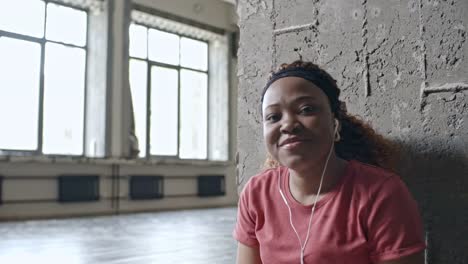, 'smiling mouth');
279,139,309,149
282,141,304,149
